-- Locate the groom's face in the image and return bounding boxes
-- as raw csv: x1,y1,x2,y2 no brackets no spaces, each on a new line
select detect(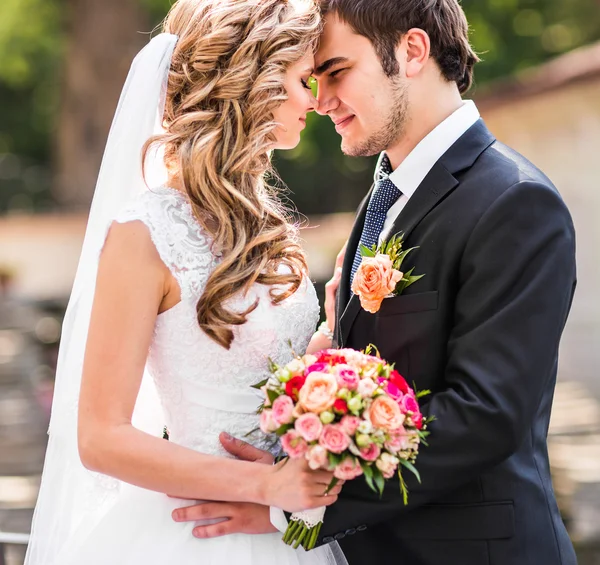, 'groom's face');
314,15,409,157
